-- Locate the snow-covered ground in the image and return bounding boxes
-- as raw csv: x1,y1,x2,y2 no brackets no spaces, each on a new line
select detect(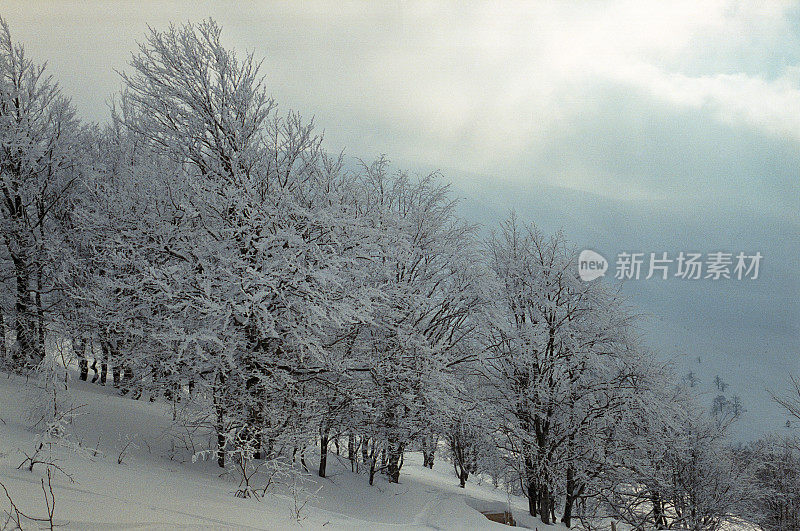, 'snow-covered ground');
0,372,562,529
